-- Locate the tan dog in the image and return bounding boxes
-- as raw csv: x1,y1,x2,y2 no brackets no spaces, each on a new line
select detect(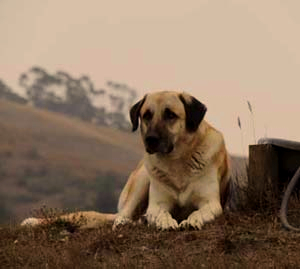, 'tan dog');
113,91,231,230
21,91,231,230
